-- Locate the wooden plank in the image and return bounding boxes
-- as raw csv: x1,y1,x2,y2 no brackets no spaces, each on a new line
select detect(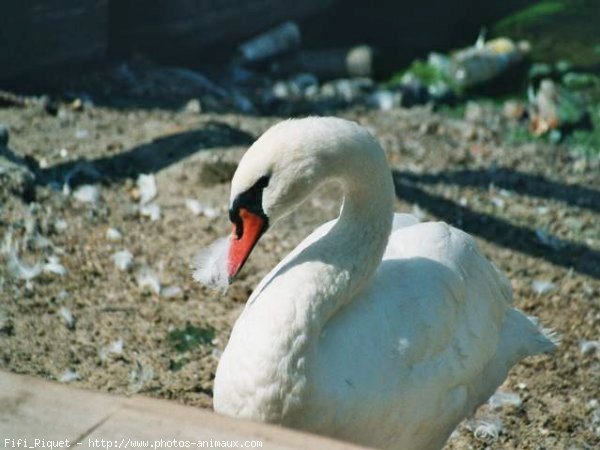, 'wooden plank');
0,370,368,450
